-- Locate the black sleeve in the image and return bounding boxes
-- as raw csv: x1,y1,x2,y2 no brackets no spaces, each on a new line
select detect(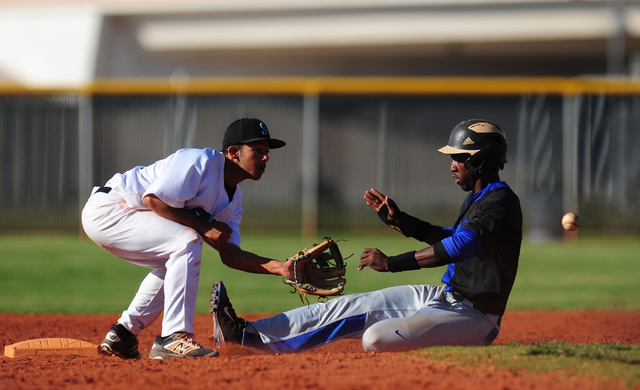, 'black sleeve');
377,205,442,243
